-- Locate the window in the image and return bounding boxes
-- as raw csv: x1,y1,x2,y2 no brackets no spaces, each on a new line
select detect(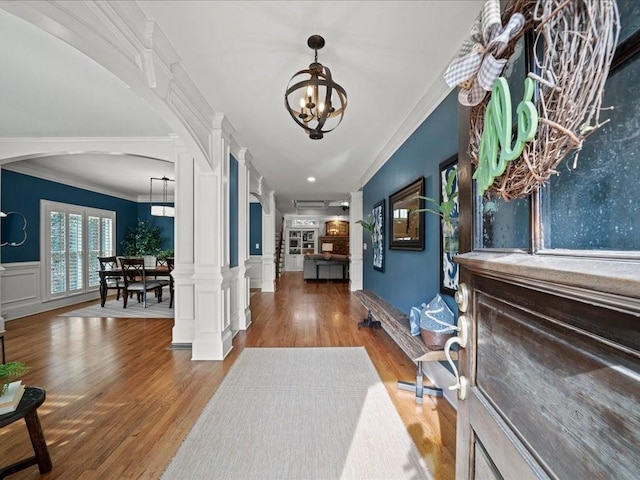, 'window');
476,8,640,259
292,218,318,228
541,40,640,254
42,200,116,300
